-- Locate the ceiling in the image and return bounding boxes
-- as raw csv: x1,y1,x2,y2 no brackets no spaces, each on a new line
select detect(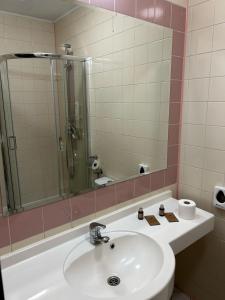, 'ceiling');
0,0,78,22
